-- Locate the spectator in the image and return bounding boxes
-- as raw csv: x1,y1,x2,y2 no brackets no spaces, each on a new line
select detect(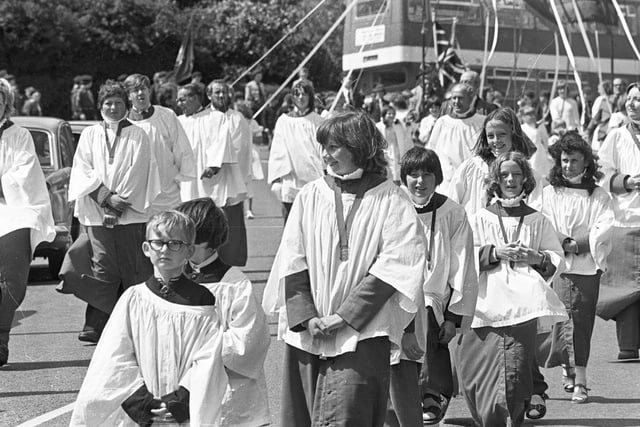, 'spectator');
22,87,43,116
549,81,581,131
